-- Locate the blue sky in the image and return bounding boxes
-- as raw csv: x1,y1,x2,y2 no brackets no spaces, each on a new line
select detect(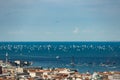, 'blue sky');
0,0,120,41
